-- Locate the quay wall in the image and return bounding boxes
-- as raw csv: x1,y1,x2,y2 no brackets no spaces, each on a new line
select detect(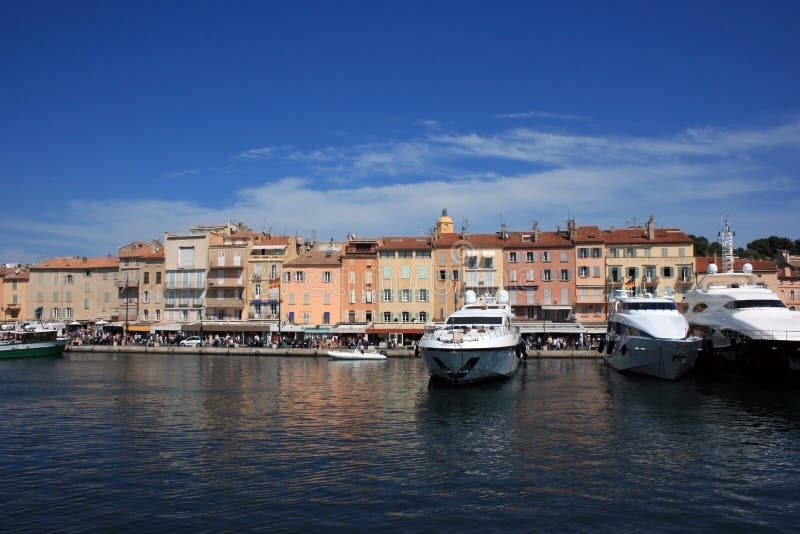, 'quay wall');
65,345,602,359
